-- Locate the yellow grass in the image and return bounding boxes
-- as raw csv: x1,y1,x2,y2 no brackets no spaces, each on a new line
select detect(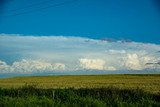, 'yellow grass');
0,74,160,93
